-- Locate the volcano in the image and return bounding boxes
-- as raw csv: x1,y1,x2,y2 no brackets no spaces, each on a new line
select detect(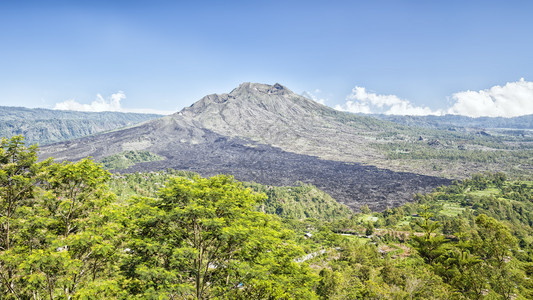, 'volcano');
40,83,450,211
